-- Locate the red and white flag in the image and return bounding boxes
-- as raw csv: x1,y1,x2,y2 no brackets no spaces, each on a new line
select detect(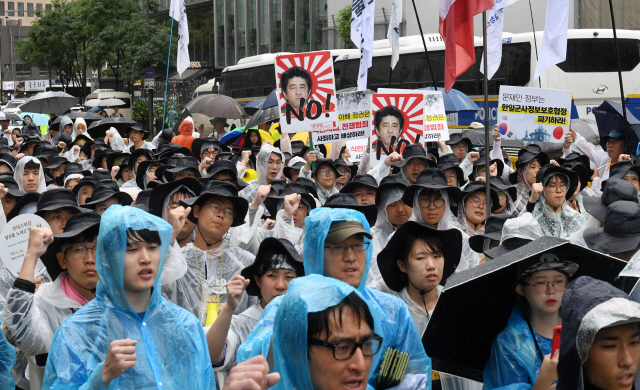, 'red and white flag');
439,0,494,92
